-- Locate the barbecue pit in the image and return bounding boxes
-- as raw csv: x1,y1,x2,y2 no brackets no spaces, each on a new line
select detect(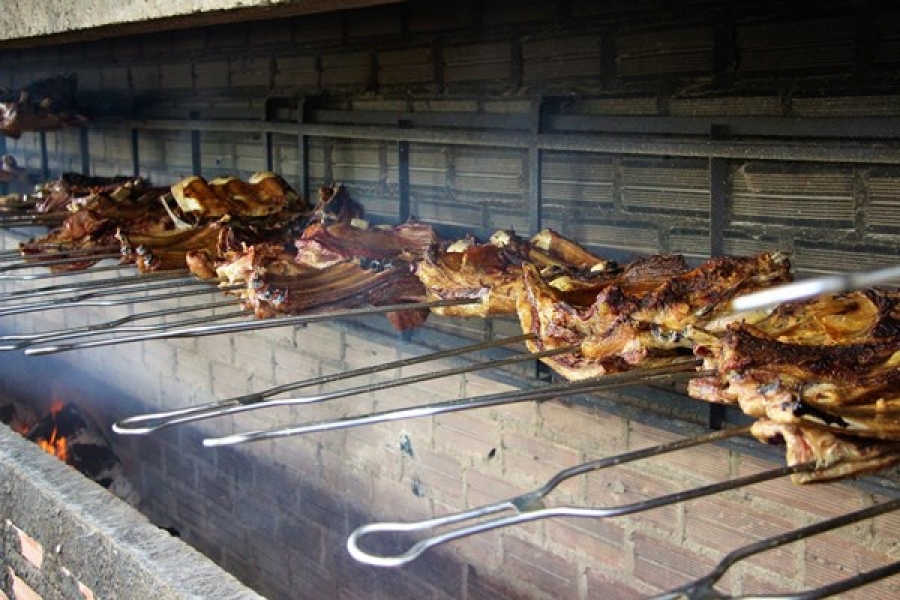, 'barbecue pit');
2,1,900,599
